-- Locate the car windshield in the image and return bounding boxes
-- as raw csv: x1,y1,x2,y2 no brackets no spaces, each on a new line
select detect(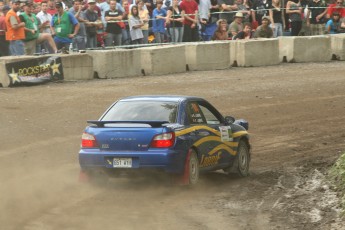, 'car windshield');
101,101,178,123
